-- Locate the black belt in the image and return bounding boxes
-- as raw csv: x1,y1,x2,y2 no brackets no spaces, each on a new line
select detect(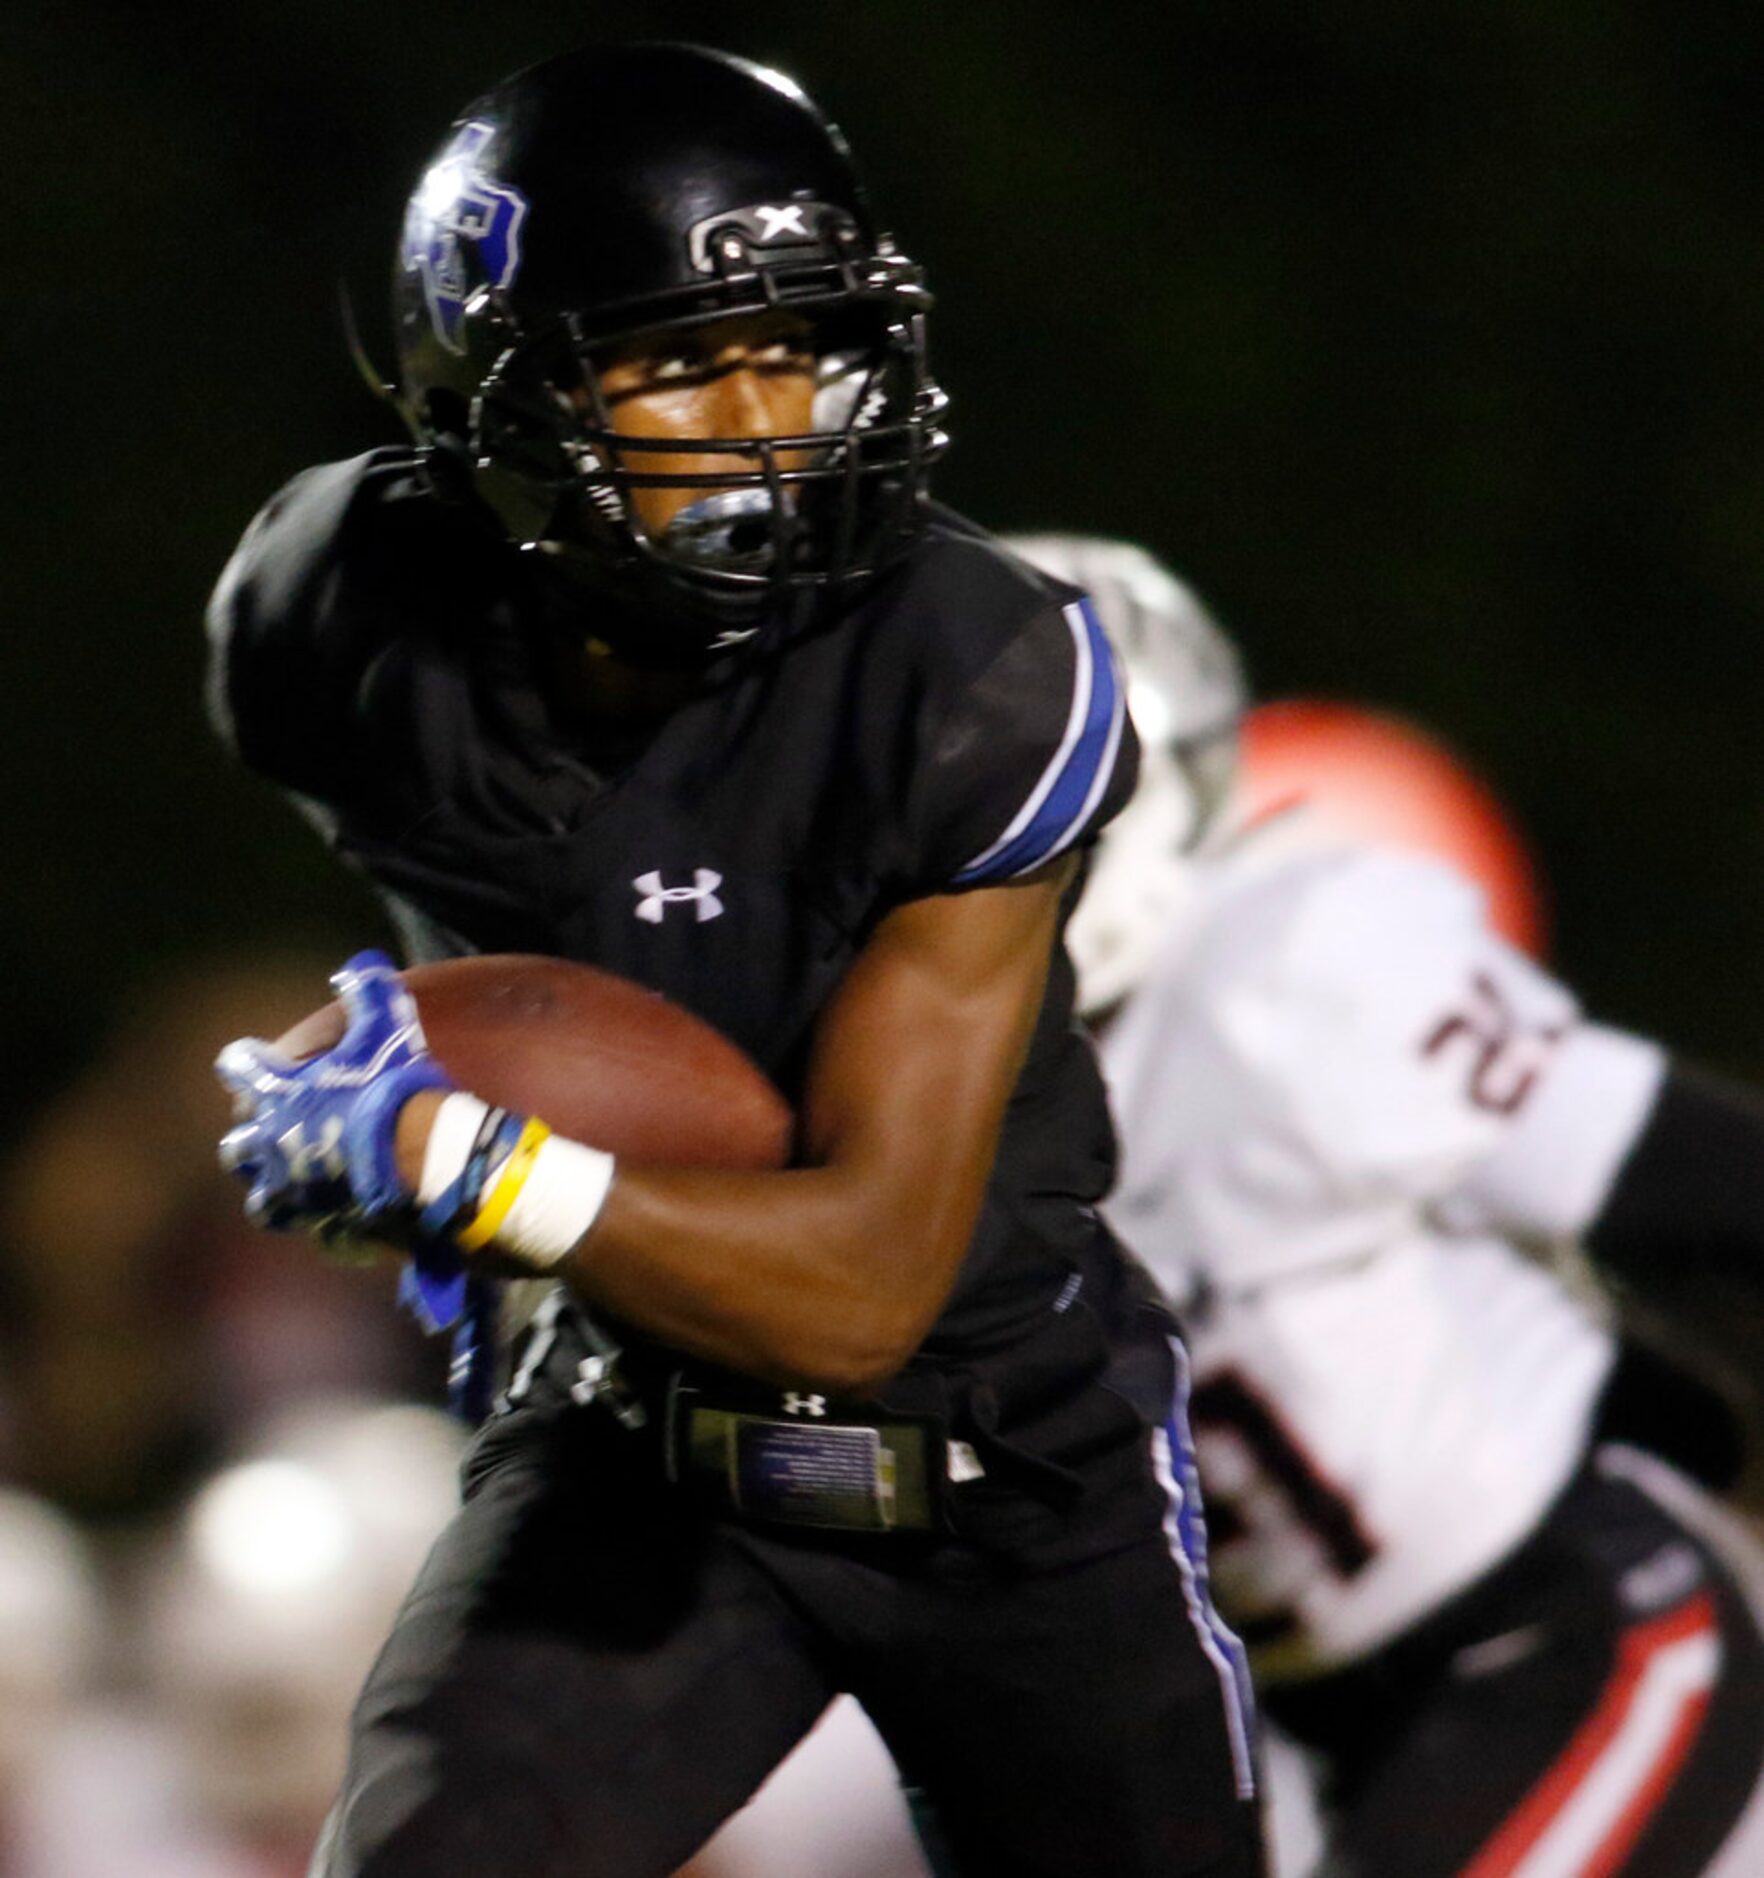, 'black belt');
663,1372,951,1534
